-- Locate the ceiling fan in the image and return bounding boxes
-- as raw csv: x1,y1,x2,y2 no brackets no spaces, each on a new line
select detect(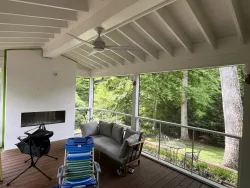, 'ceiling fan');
67,27,139,56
